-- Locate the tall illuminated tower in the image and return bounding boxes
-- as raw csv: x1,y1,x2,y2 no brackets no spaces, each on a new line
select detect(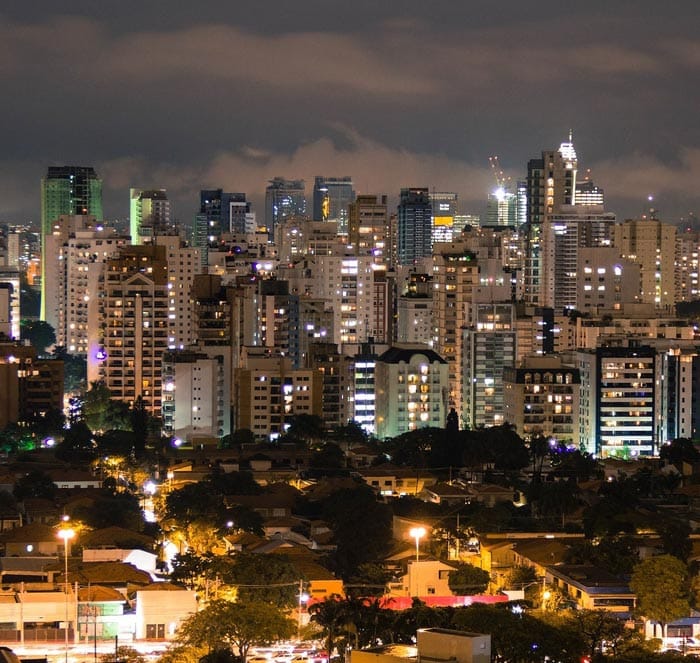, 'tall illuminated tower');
40,166,102,320
265,177,306,240
397,188,432,266
524,135,577,305
312,176,355,235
